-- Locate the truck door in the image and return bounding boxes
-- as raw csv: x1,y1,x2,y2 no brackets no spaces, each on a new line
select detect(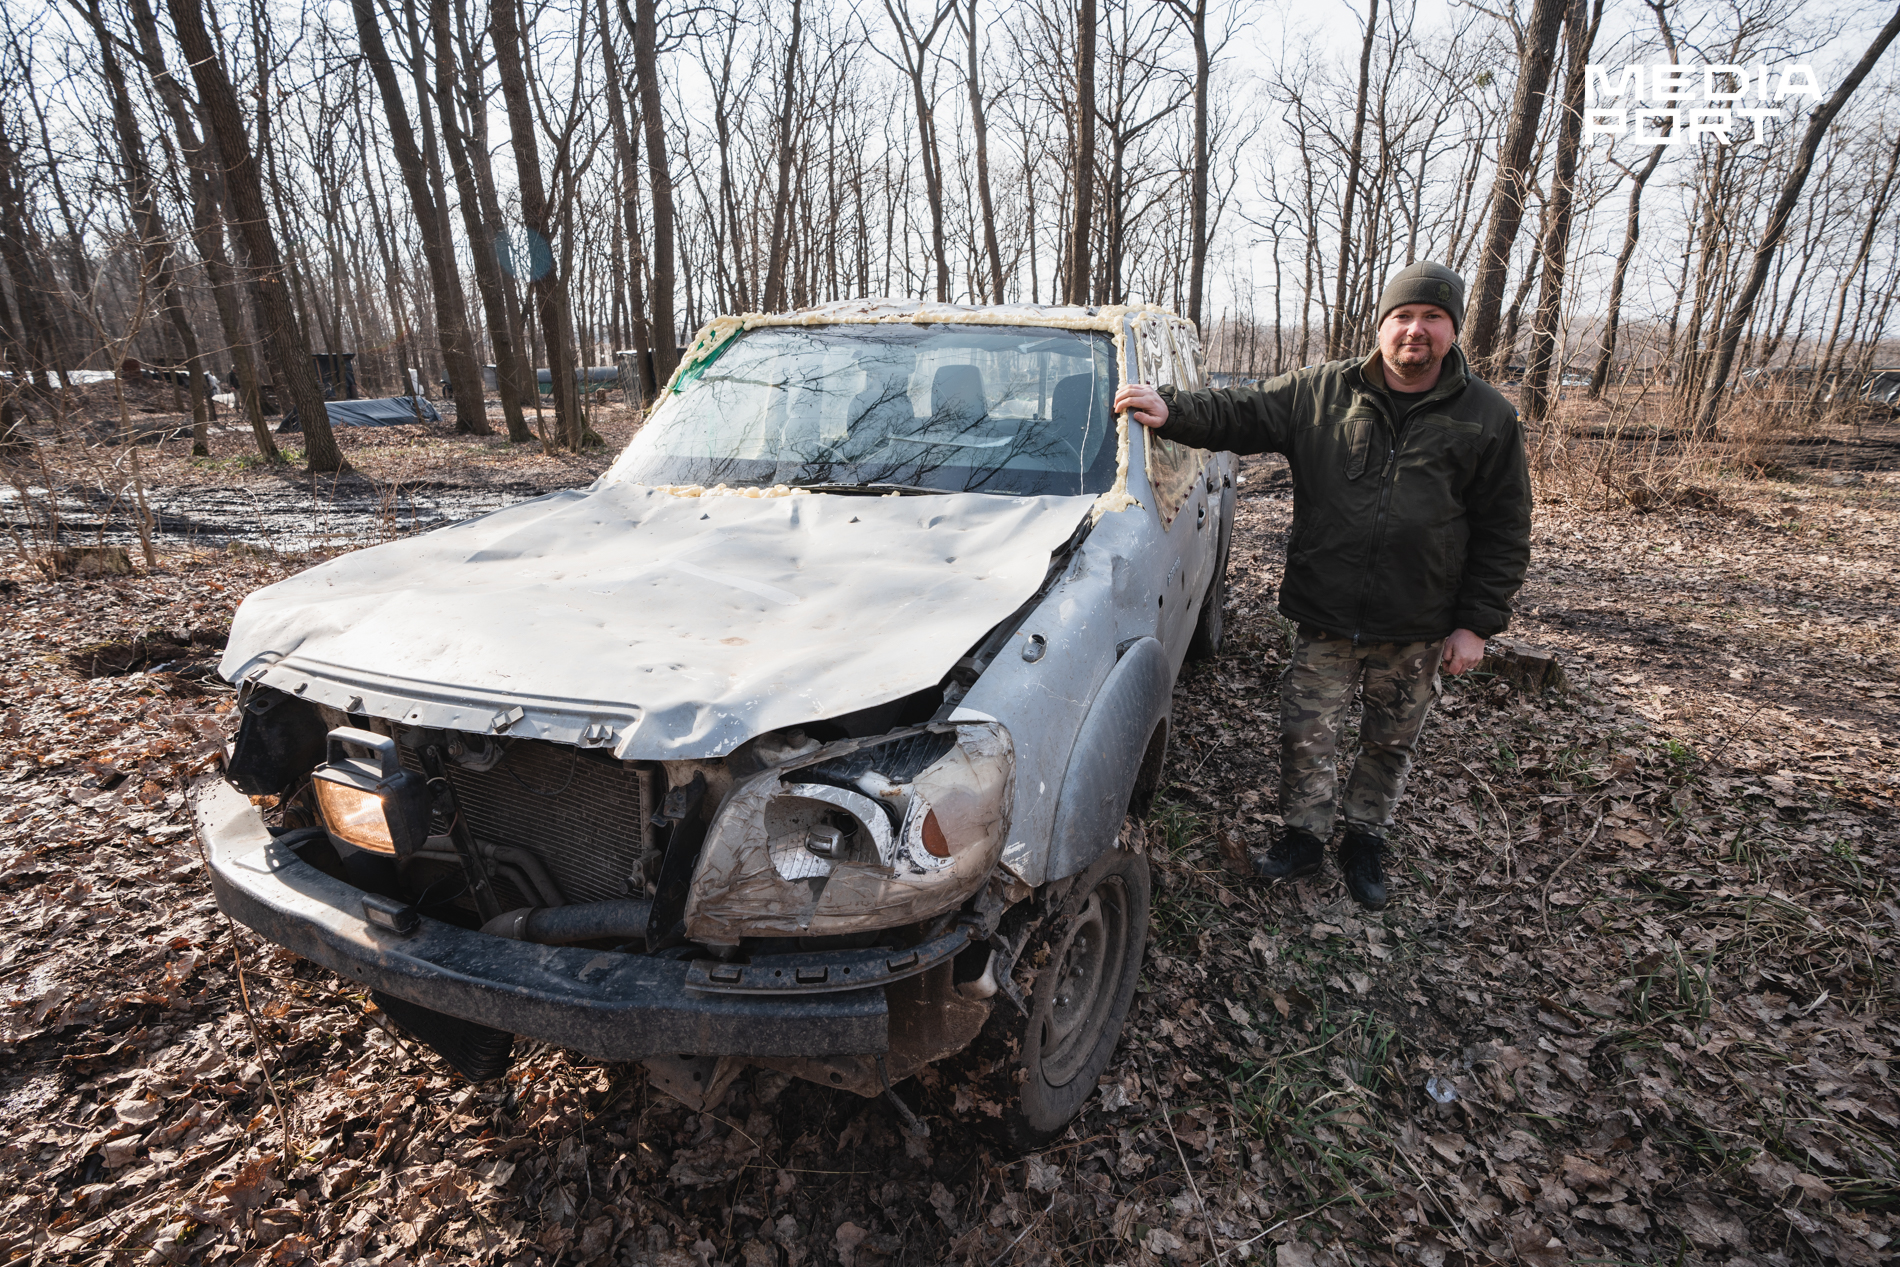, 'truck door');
1136,315,1211,668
